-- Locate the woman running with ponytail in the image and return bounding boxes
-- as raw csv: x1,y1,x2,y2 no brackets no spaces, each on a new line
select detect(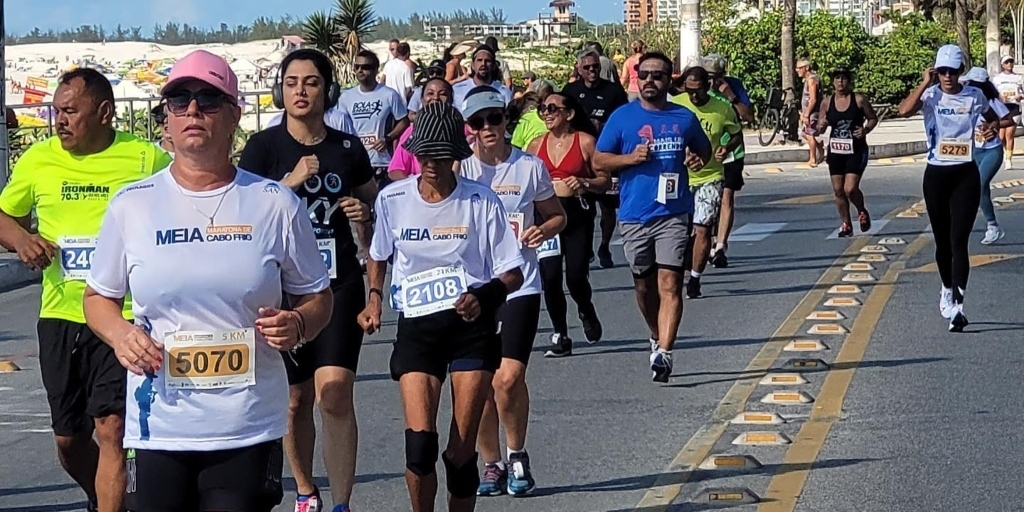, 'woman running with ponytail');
898,45,1007,332
527,91,611,358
